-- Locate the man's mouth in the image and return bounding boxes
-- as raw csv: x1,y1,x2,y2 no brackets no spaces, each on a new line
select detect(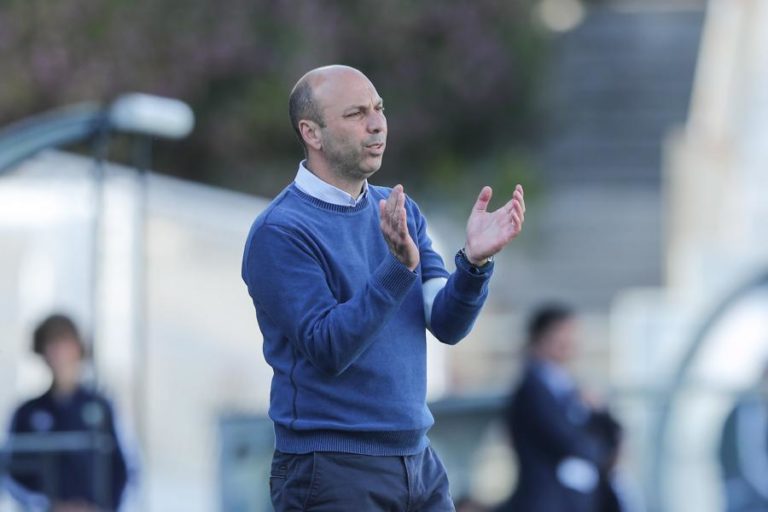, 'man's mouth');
365,142,385,151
